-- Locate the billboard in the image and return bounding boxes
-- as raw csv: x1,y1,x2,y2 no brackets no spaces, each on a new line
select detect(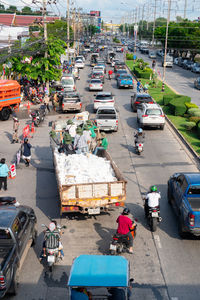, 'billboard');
90,11,100,17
